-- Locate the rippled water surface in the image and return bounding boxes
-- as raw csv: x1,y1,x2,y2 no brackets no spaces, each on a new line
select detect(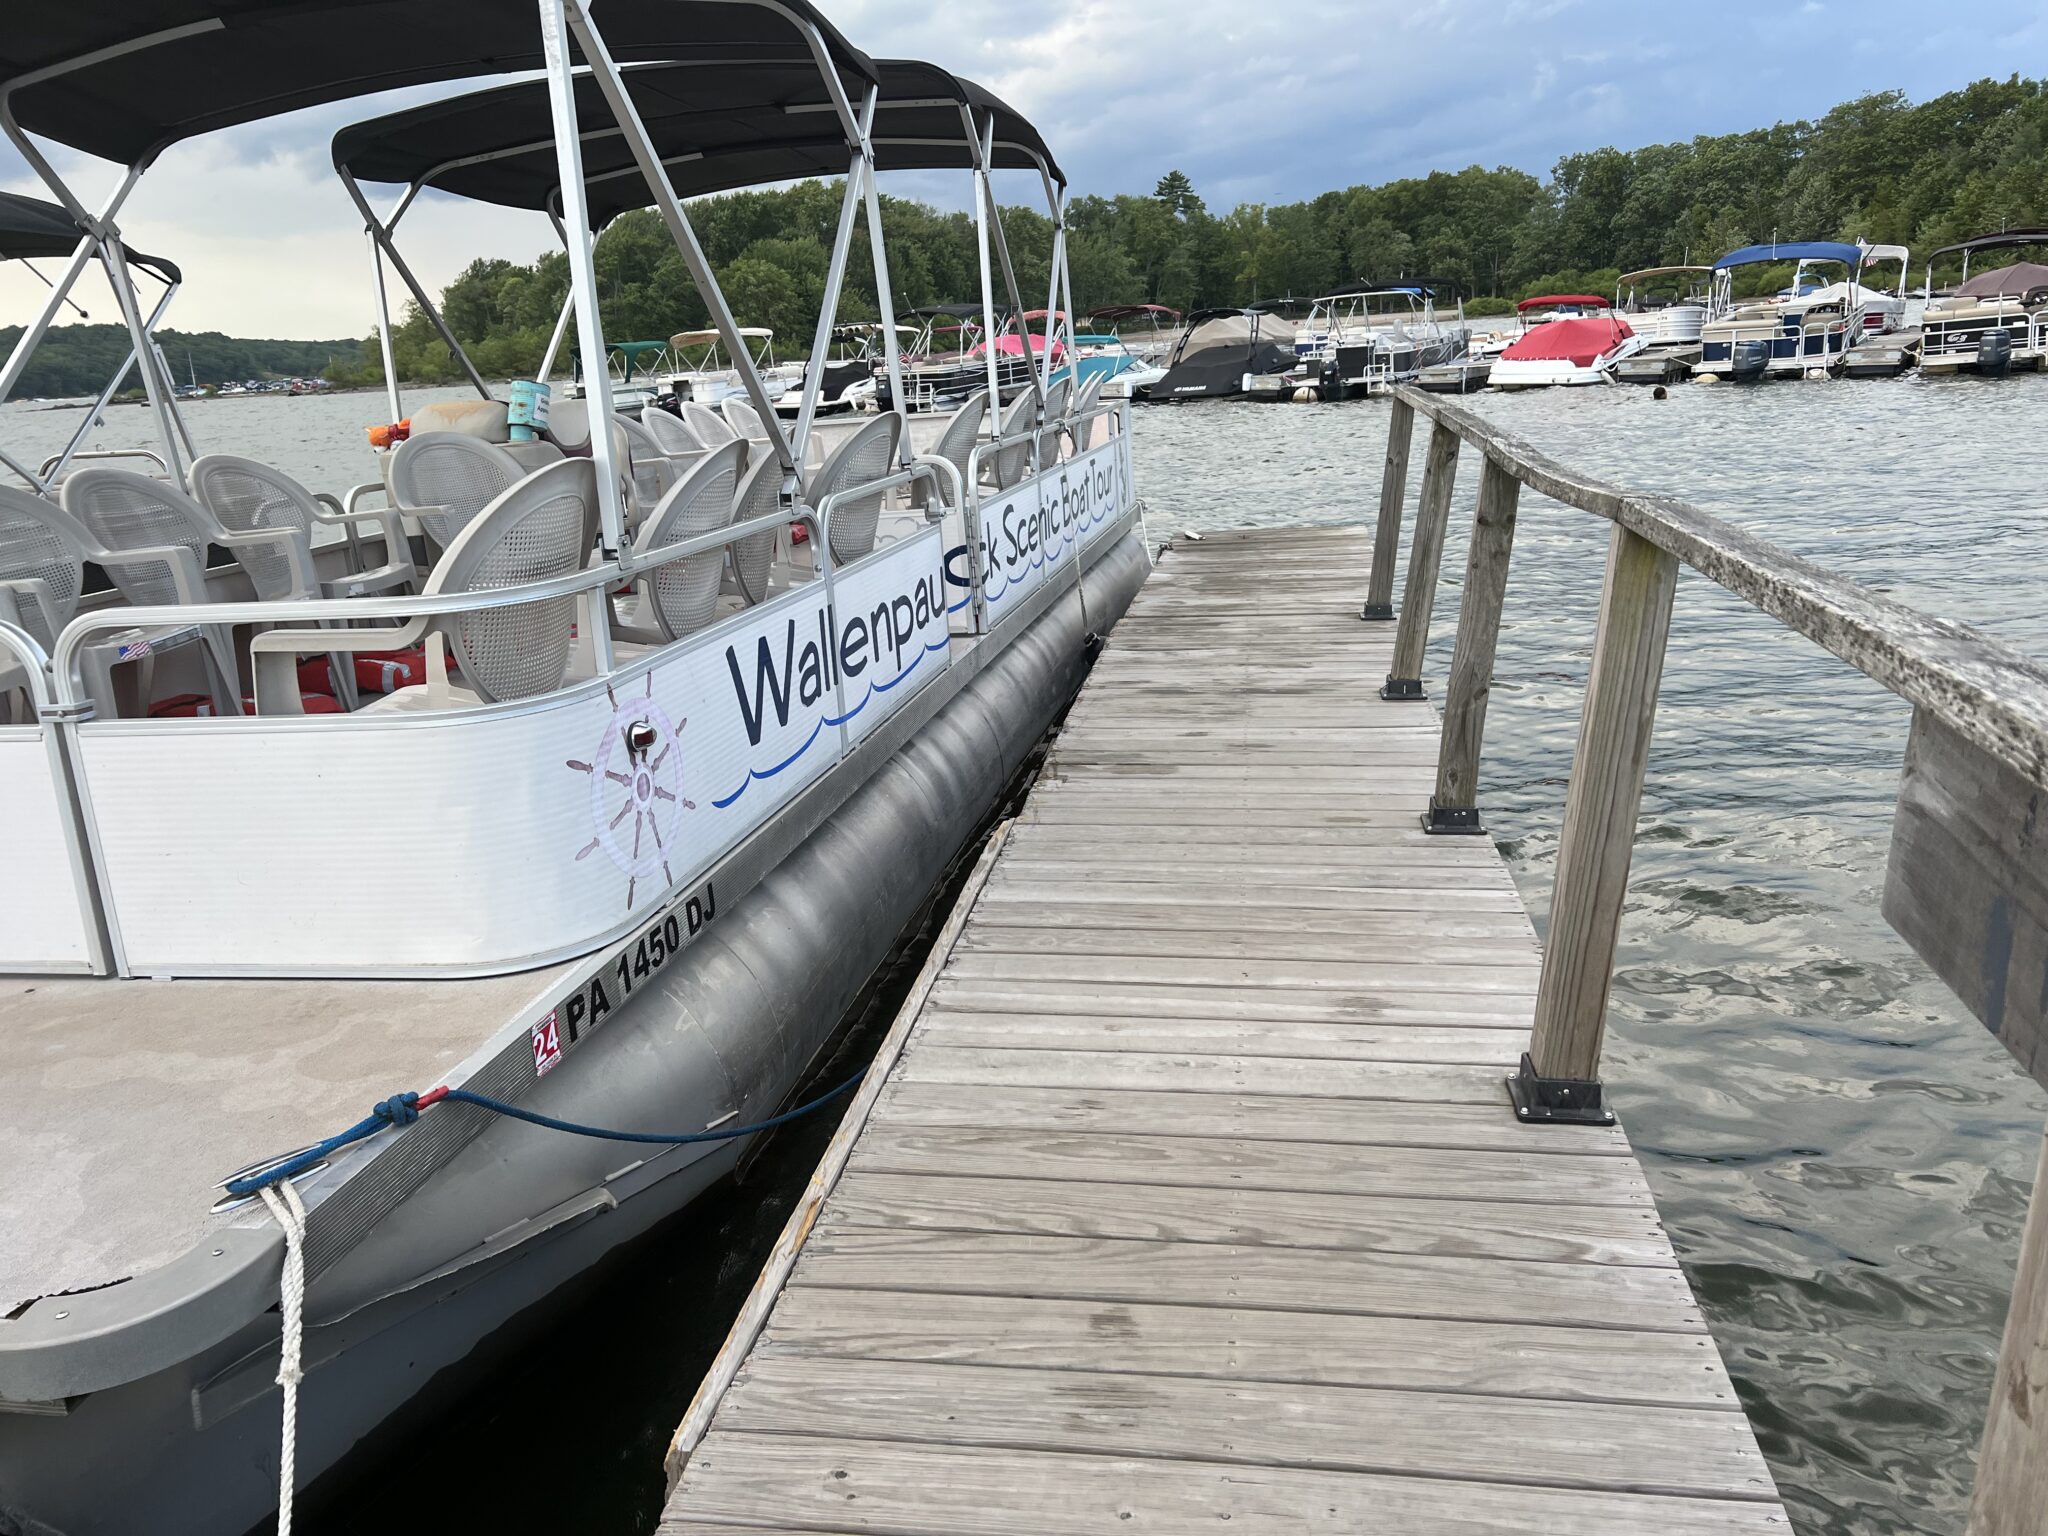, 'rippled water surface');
6,375,2047,1535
